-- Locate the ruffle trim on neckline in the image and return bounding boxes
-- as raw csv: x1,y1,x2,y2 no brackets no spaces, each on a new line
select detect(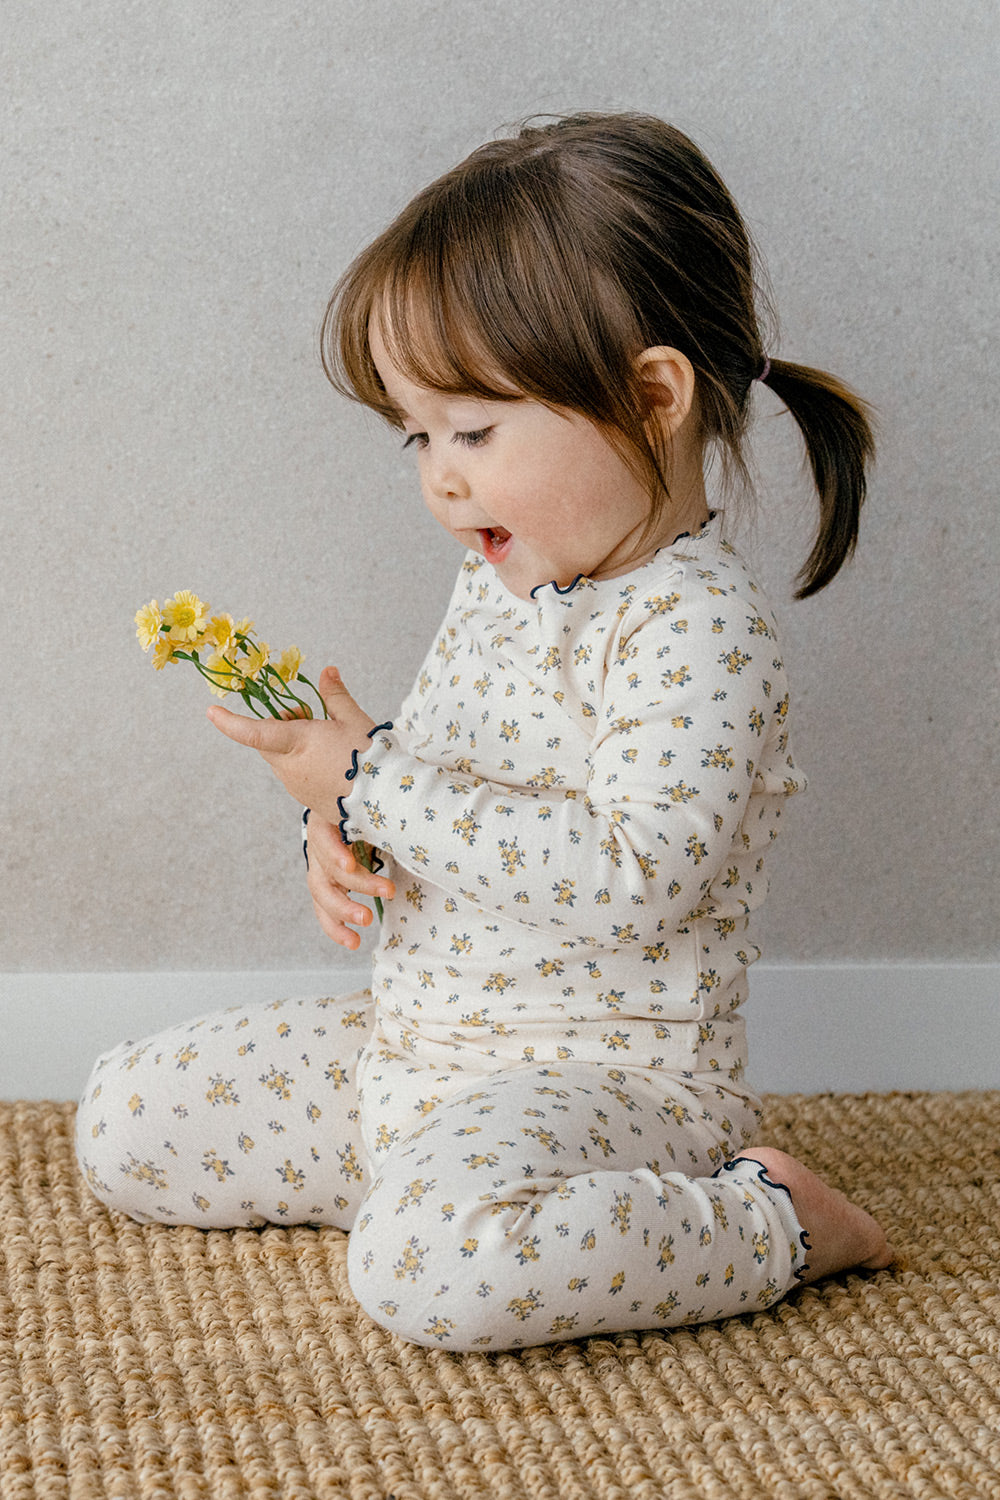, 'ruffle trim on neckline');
336,720,394,858
714,1154,813,1285
529,573,585,600
526,512,719,602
